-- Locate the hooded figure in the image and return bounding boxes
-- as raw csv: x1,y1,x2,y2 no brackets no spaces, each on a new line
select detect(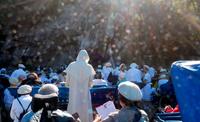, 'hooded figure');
125,63,142,83
64,50,95,122
11,64,27,82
